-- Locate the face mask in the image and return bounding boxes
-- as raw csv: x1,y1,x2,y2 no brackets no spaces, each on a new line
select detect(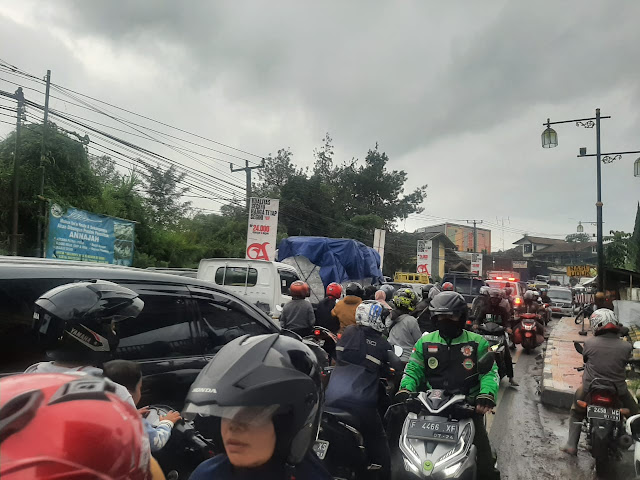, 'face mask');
439,319,463,340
